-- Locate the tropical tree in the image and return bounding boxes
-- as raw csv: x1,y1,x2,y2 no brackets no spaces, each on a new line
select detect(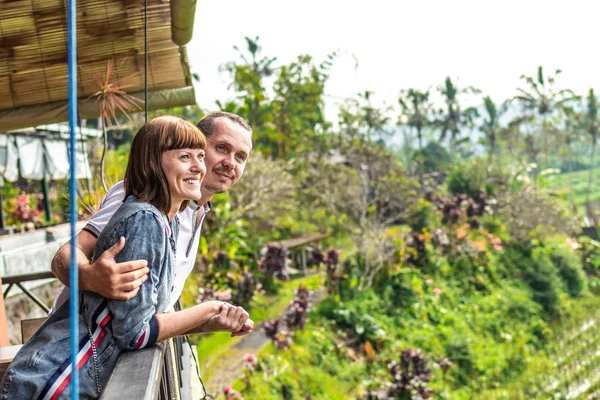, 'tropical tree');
337,91,391,144
398,88,432,151
271,54,333,158
435,76,479,157
561,106,583,208
478,96,507,164
585,88,599,204
358,90,392,143
221,36,277,149
514,66,578,167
